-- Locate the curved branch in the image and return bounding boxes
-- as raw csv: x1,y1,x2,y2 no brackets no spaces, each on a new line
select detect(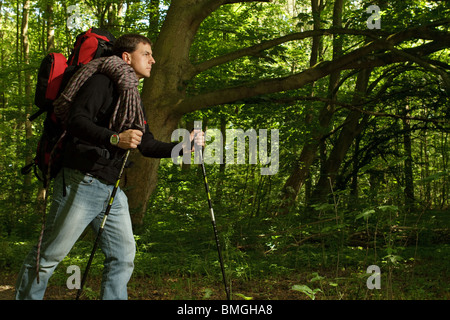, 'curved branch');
191,28,388,76
191,20,450,77
176,37,448,114
387,44,450,90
